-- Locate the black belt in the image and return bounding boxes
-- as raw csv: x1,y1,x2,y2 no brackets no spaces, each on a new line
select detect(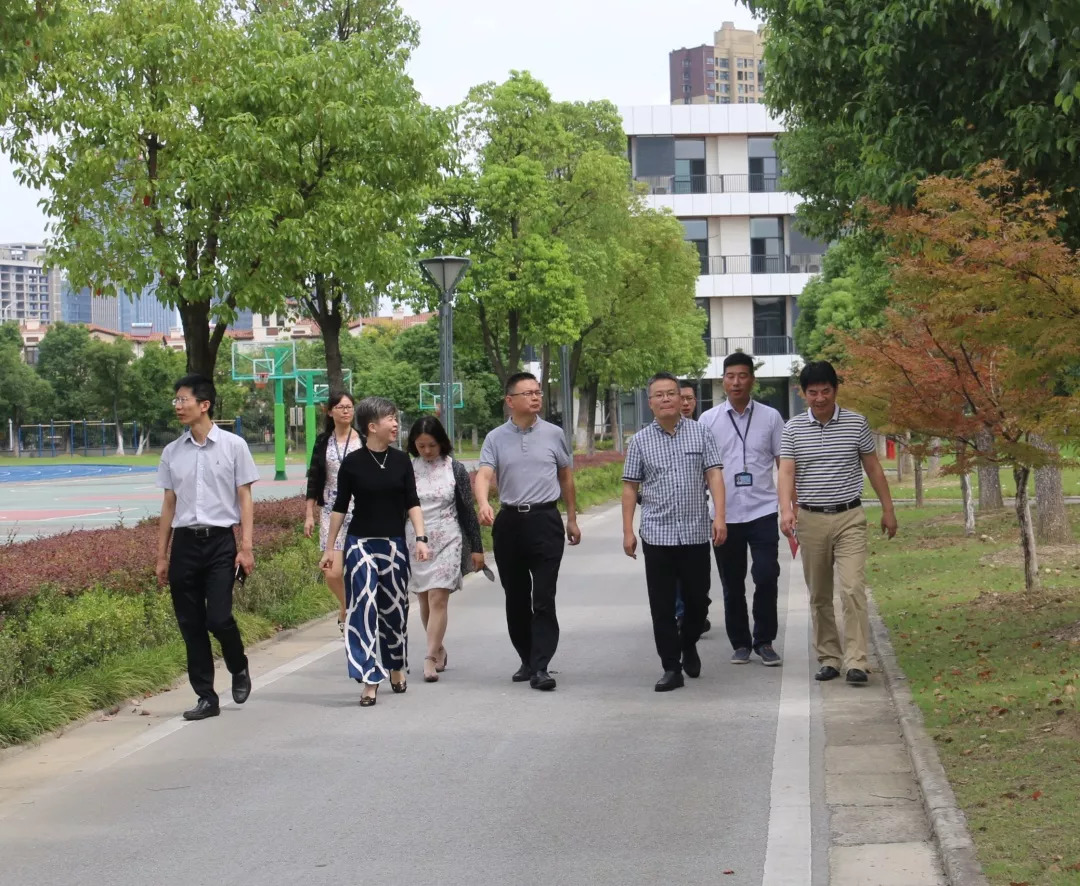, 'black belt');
501,501,559,514
175,525,234,539
799,498,861,514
